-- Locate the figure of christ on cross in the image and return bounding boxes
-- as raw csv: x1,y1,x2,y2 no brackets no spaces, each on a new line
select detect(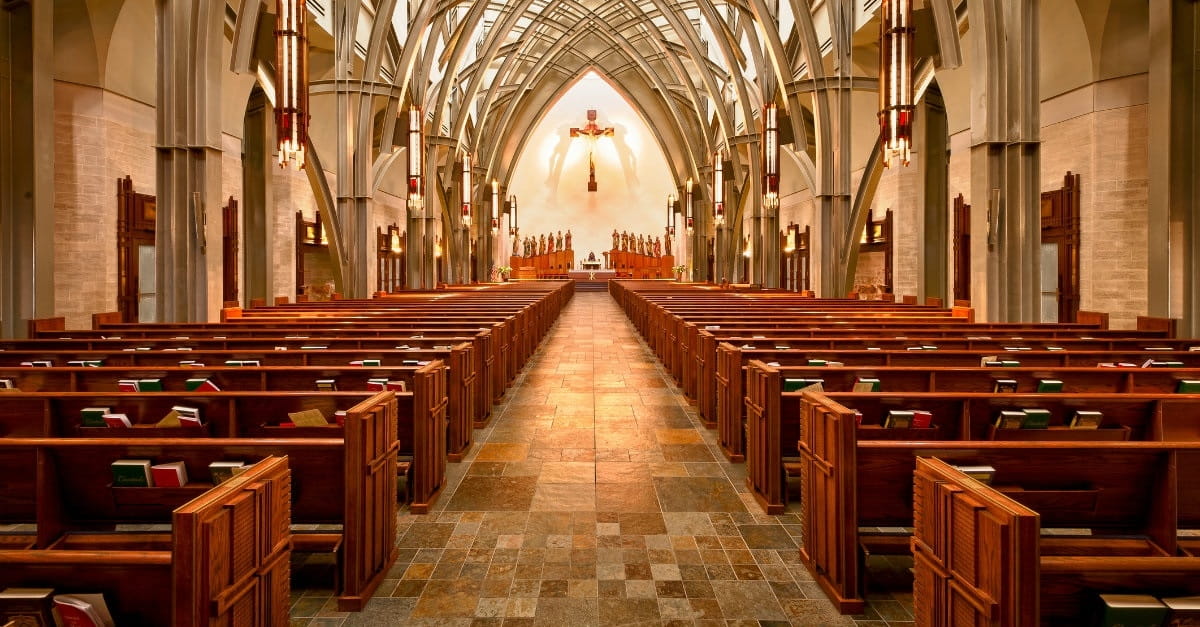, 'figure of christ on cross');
570,109,614,192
